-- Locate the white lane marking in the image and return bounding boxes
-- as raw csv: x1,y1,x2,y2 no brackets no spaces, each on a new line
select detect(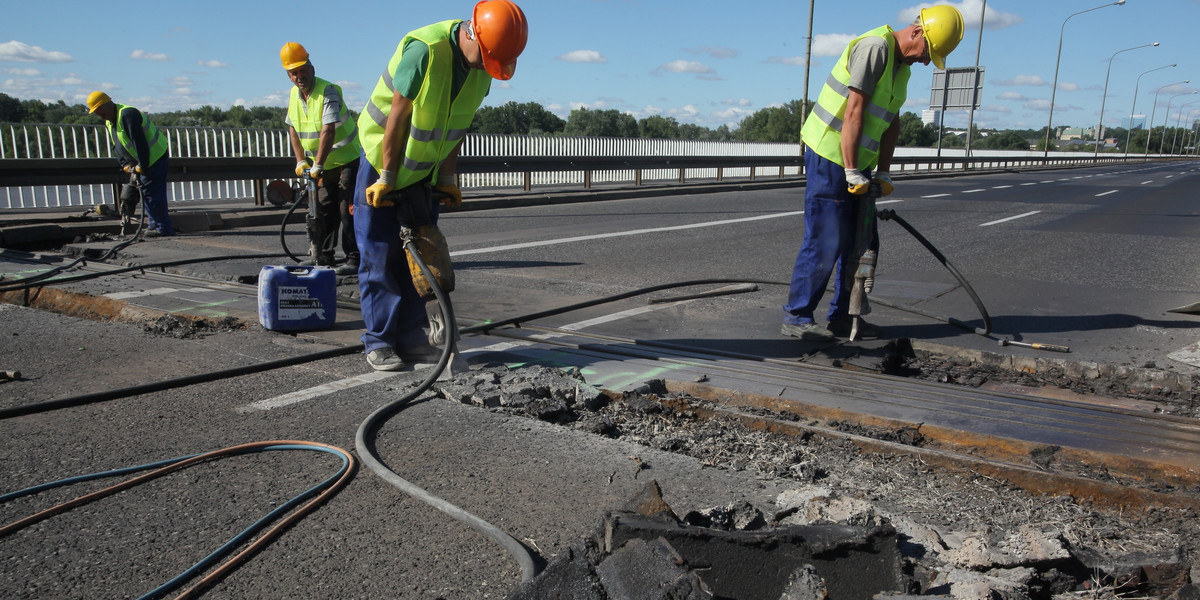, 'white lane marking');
1020,182,1037,186
992,185,1013,189
980,211,1041,227
921,193,951,198
963,189,986,193
1095,190,1119,197
451,210,804,257
238,371,401,412
1141,181,1154,185
1040,180,1055,184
